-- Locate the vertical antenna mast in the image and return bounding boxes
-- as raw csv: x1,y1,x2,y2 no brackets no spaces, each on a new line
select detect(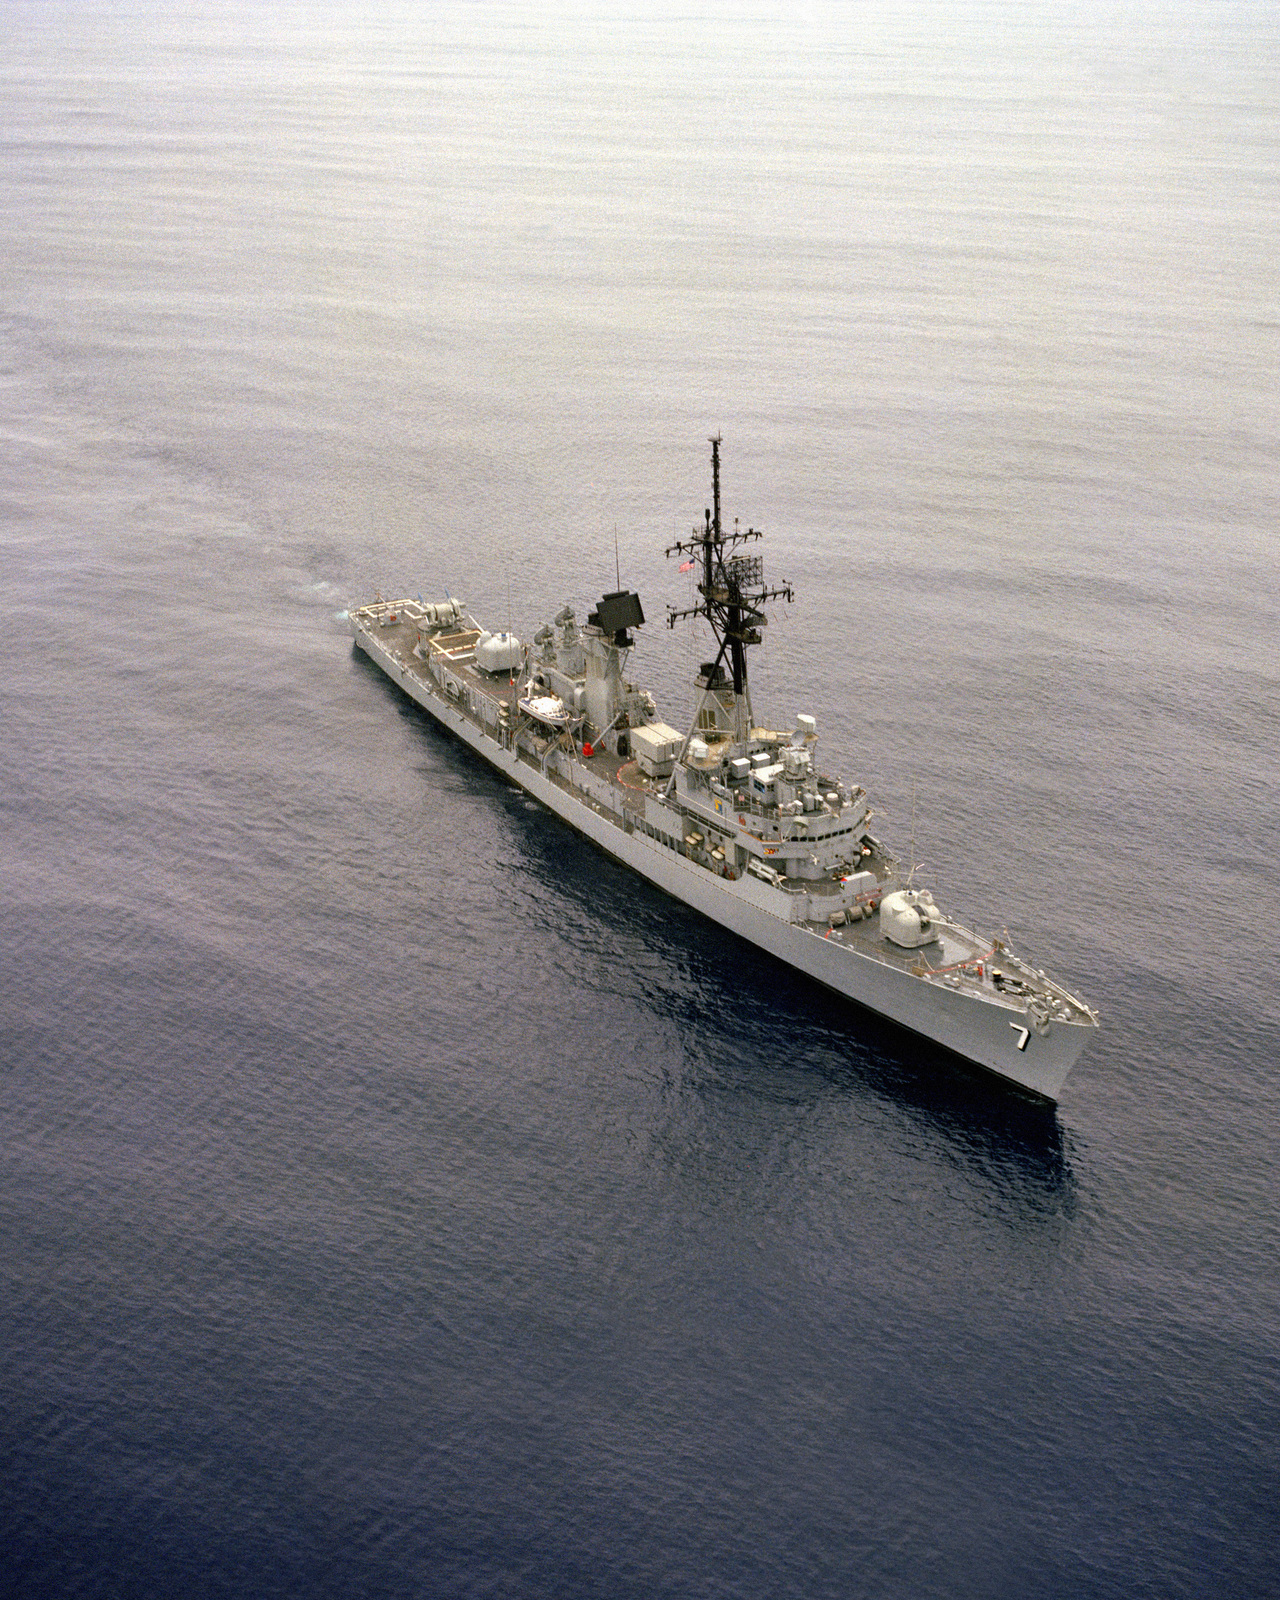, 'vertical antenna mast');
665,437,794,740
